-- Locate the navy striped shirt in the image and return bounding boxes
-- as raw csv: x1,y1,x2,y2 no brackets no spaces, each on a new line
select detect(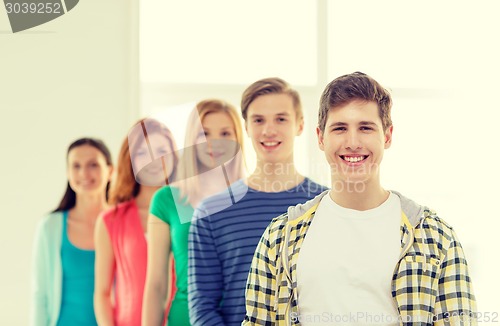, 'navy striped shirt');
188,178,327,326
